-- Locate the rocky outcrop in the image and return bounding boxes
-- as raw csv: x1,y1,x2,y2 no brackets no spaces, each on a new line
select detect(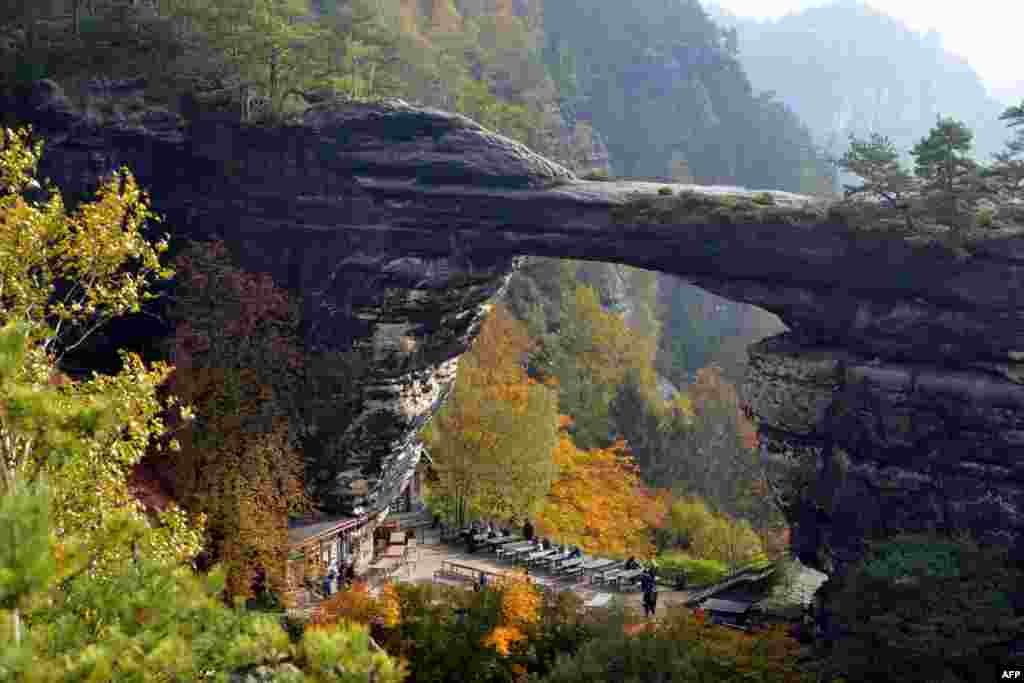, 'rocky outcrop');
9,80,1024,578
